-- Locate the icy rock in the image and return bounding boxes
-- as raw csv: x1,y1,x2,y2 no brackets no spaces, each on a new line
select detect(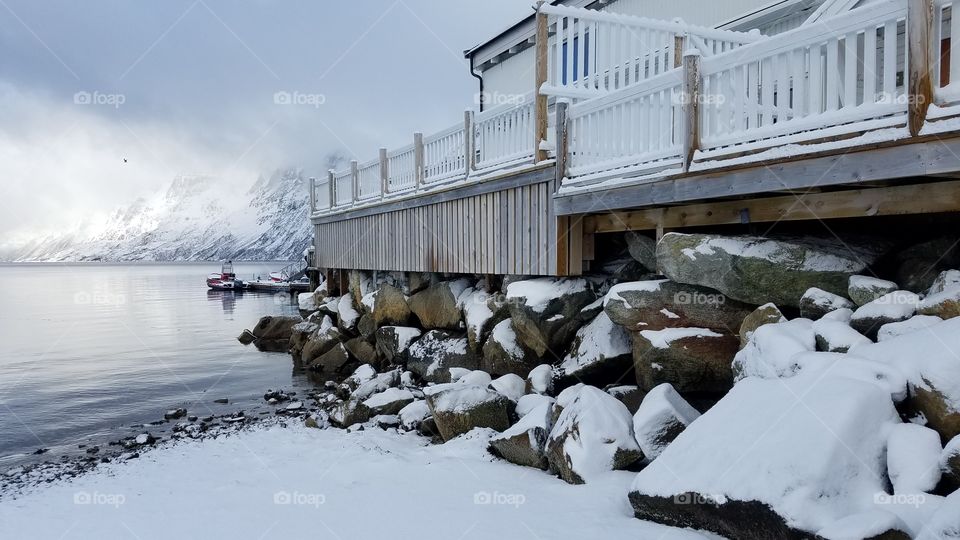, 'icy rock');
604,279,753,333
738,303,787,348
733,319,816,381
918,286,960,320
853,317,960,440
545,386,643,484
363,387,416,416
632,384,700,460
375,326,421,365
606,385,646,414
557,312,634,388
426,385,513,442
799,287,855,320
505,278,597,358
407,279,471,331
481,319,542,377
850,291,920,340
887,423,942,495
812,318,871,353
877,315,944,342
633,328,739,396
629,373,901,538
406,330,478,384
526,364,554,395
250,315,303,352
657,233,877,307
816,510,911,540
489,374,526,402
488,402,553,470
848,276,899,307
